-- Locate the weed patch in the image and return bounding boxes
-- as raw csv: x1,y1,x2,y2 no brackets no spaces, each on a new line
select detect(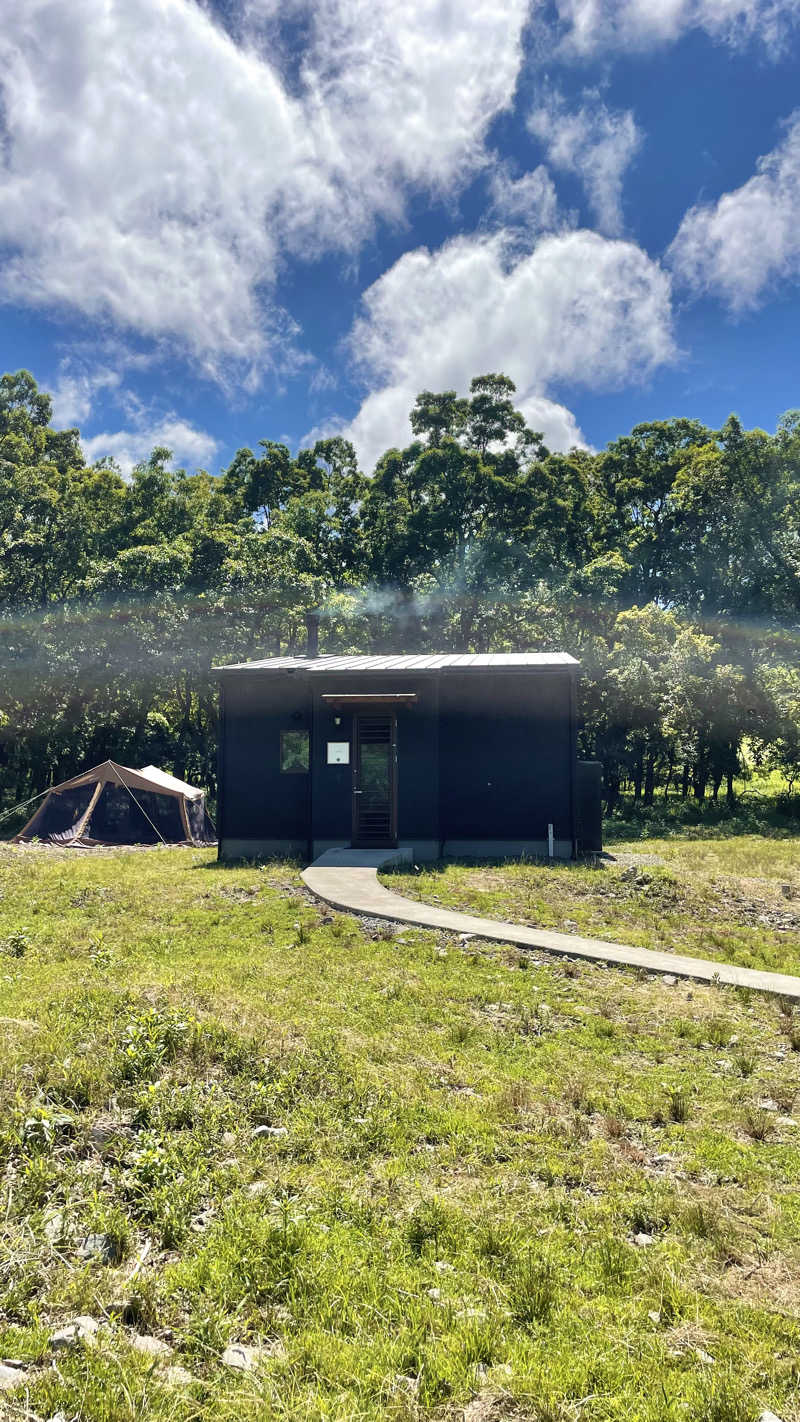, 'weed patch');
1,843,799,1420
